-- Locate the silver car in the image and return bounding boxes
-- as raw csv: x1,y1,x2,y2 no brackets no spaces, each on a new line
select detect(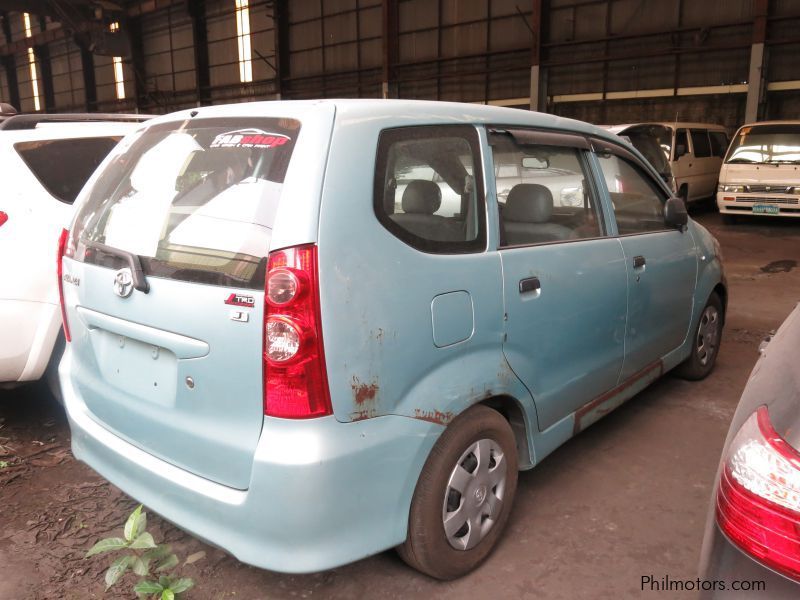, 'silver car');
699,303,800,597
